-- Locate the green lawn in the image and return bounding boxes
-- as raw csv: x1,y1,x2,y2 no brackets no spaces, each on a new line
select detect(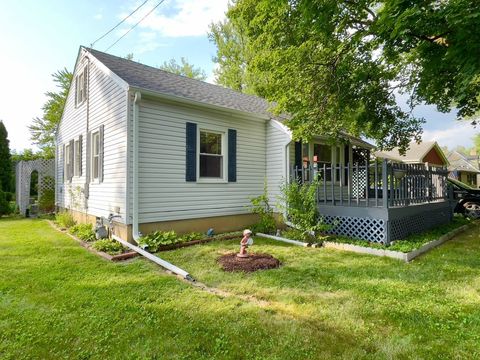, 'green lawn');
1,218,480,359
